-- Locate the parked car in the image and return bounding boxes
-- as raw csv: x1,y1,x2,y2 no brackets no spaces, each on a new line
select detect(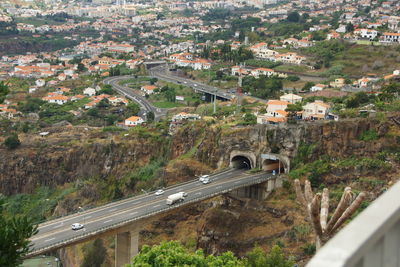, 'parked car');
155,189,165,196
71,223,84,230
